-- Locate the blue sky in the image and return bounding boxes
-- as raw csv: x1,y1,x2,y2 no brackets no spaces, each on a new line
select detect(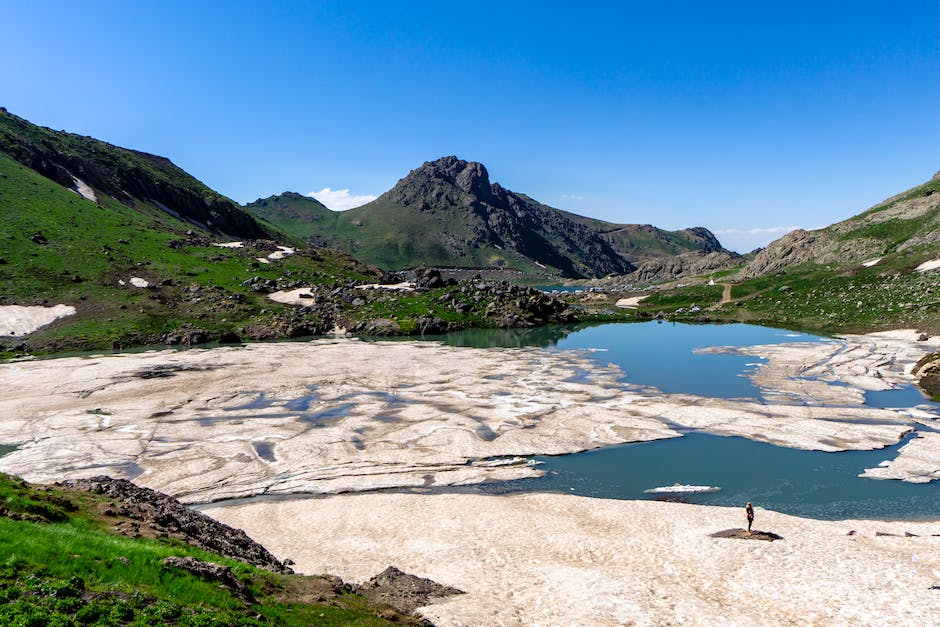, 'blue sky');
1,1,937,252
